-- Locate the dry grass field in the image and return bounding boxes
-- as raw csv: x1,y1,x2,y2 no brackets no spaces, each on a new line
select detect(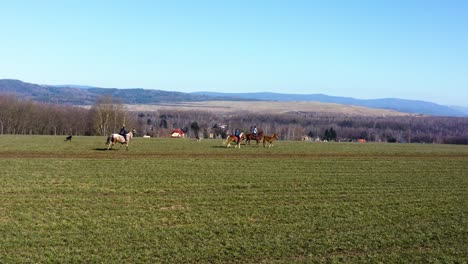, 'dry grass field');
123,101,410,116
